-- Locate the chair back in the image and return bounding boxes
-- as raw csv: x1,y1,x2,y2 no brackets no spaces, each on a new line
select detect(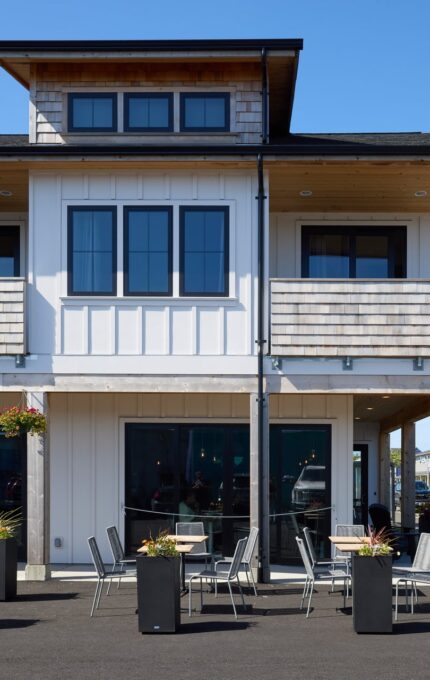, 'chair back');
368,504,392,533
227,538,247,579
412,532,430,570
296,536,314,580
243,527,259,564
334,524,365,558
106,525,125,563
302,527,318,566
88,536,106,579
176,521,207,554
